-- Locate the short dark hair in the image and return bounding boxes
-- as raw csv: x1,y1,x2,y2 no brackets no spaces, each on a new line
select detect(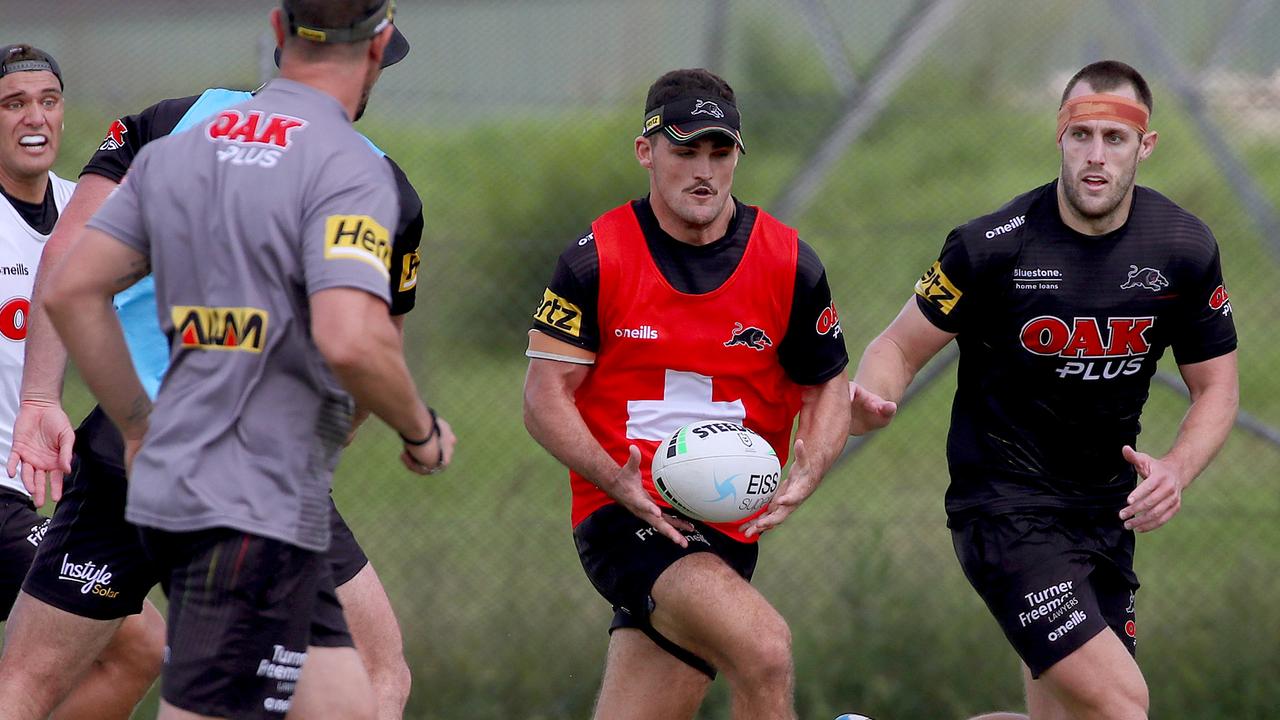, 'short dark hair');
645,68,736,113
1060,60,1154,114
